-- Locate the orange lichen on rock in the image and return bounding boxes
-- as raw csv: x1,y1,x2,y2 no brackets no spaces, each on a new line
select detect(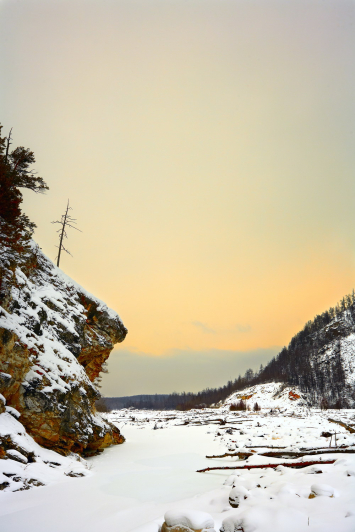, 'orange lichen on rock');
289,390,301,401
